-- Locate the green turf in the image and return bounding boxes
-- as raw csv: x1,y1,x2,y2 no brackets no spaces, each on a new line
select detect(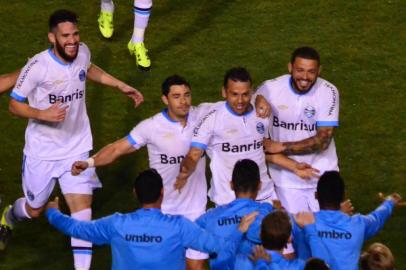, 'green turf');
0,0,405,269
